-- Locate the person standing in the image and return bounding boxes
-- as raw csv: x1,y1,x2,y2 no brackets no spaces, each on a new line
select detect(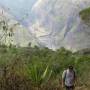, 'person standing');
62,65,76,90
